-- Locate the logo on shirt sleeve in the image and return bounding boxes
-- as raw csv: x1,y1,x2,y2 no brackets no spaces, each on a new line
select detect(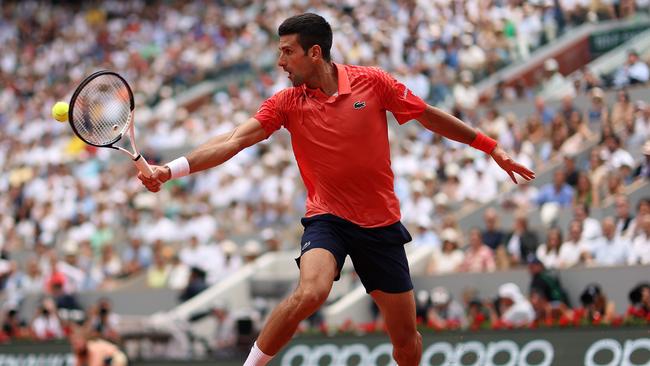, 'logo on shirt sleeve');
353,101,366,110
